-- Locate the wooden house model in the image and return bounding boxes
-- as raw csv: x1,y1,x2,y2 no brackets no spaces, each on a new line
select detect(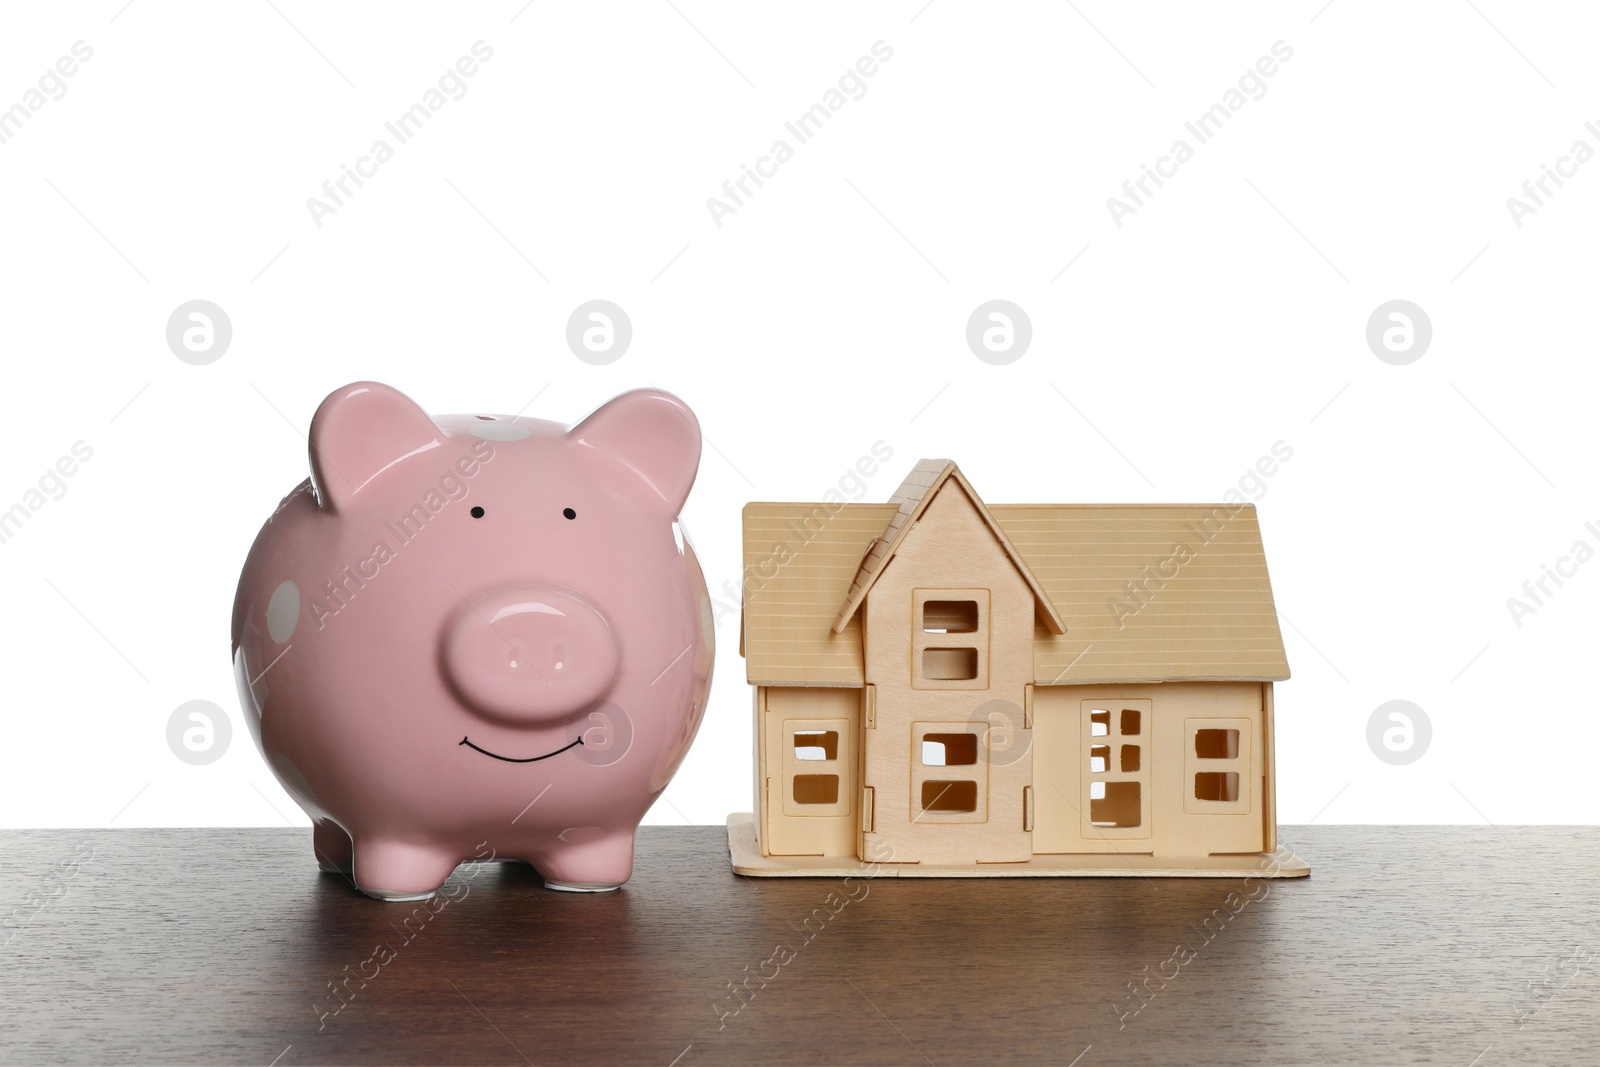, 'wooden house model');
727,459,1309,878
